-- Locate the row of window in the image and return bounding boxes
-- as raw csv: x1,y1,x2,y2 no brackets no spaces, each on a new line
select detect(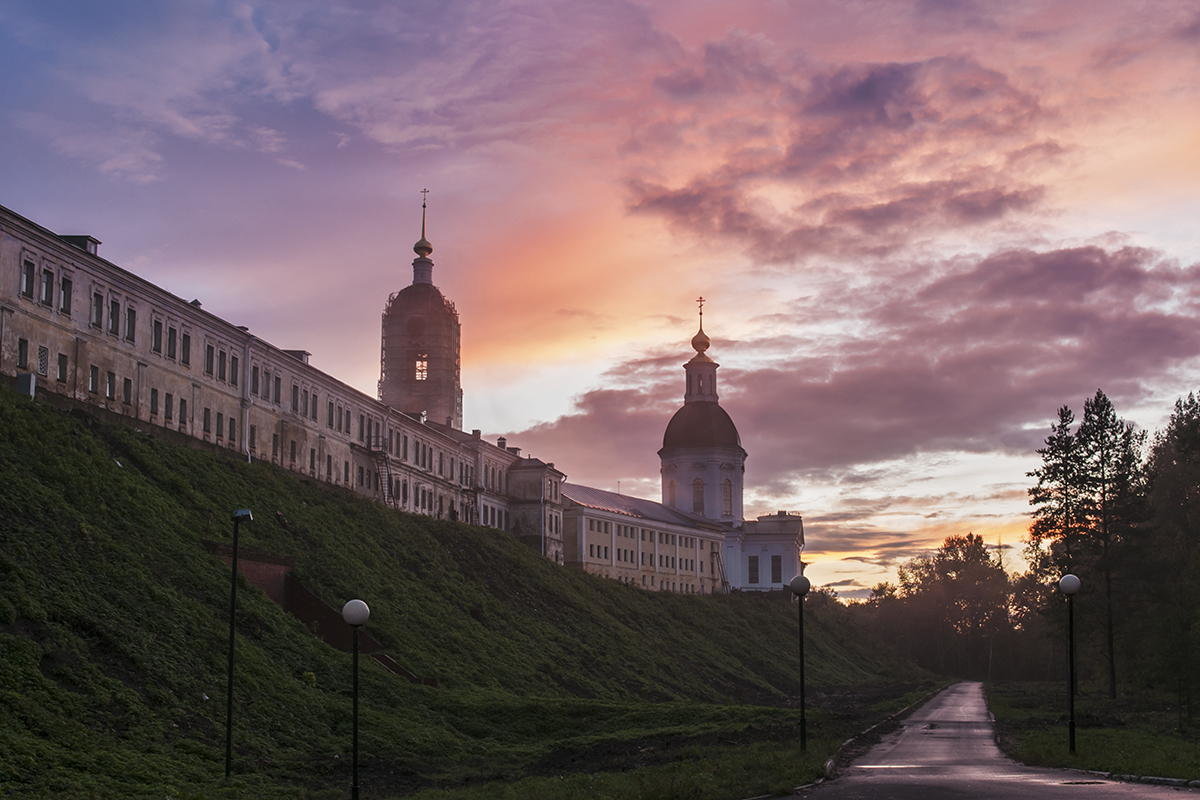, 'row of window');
664,478,736,516
20,259,73,316
587,544,706,574
587,519,707,549
746,555,784,585
607,573,705,593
